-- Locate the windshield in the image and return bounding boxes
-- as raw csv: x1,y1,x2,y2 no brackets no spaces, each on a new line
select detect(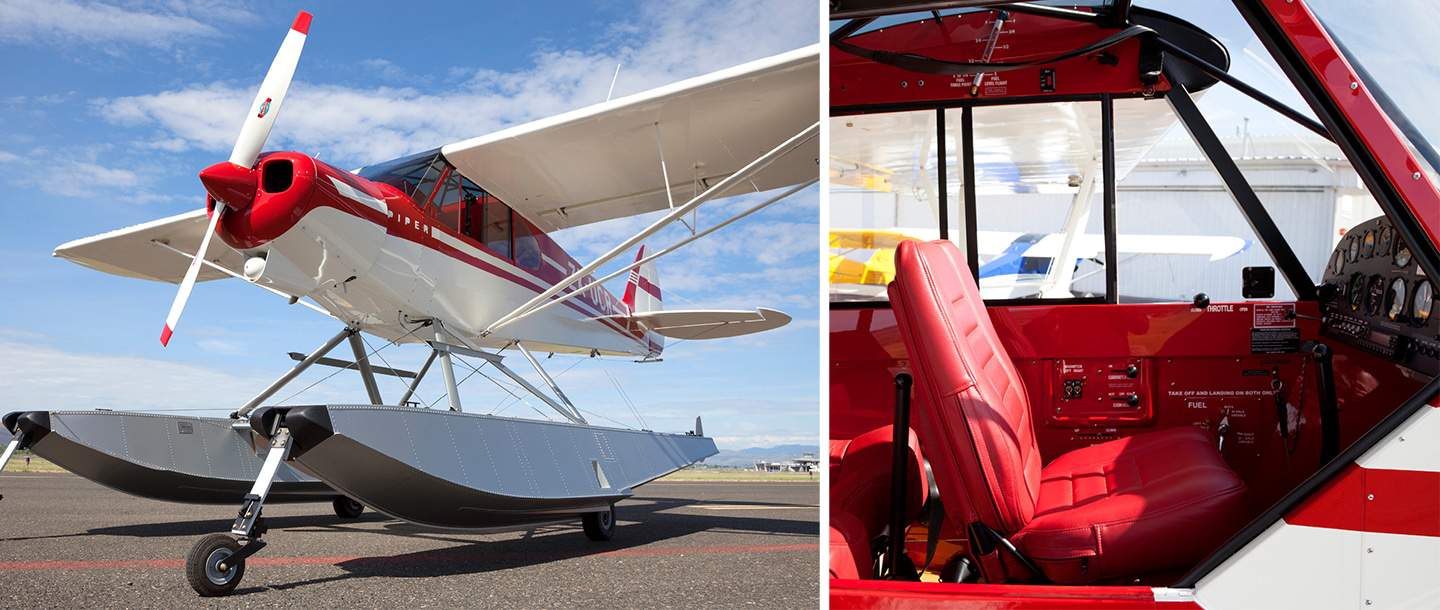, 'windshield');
1306,1,1440,182
355,148,445,200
